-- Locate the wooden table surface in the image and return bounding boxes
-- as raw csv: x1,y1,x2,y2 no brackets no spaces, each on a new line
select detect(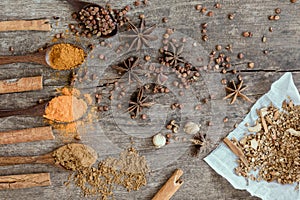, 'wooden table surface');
0,0,299,199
